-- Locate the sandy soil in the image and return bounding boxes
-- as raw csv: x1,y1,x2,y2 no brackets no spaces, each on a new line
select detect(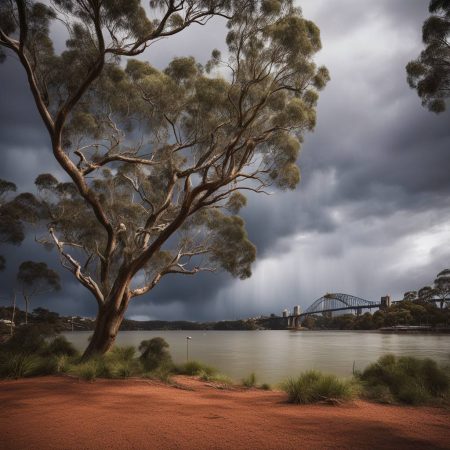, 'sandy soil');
0,376,449,450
